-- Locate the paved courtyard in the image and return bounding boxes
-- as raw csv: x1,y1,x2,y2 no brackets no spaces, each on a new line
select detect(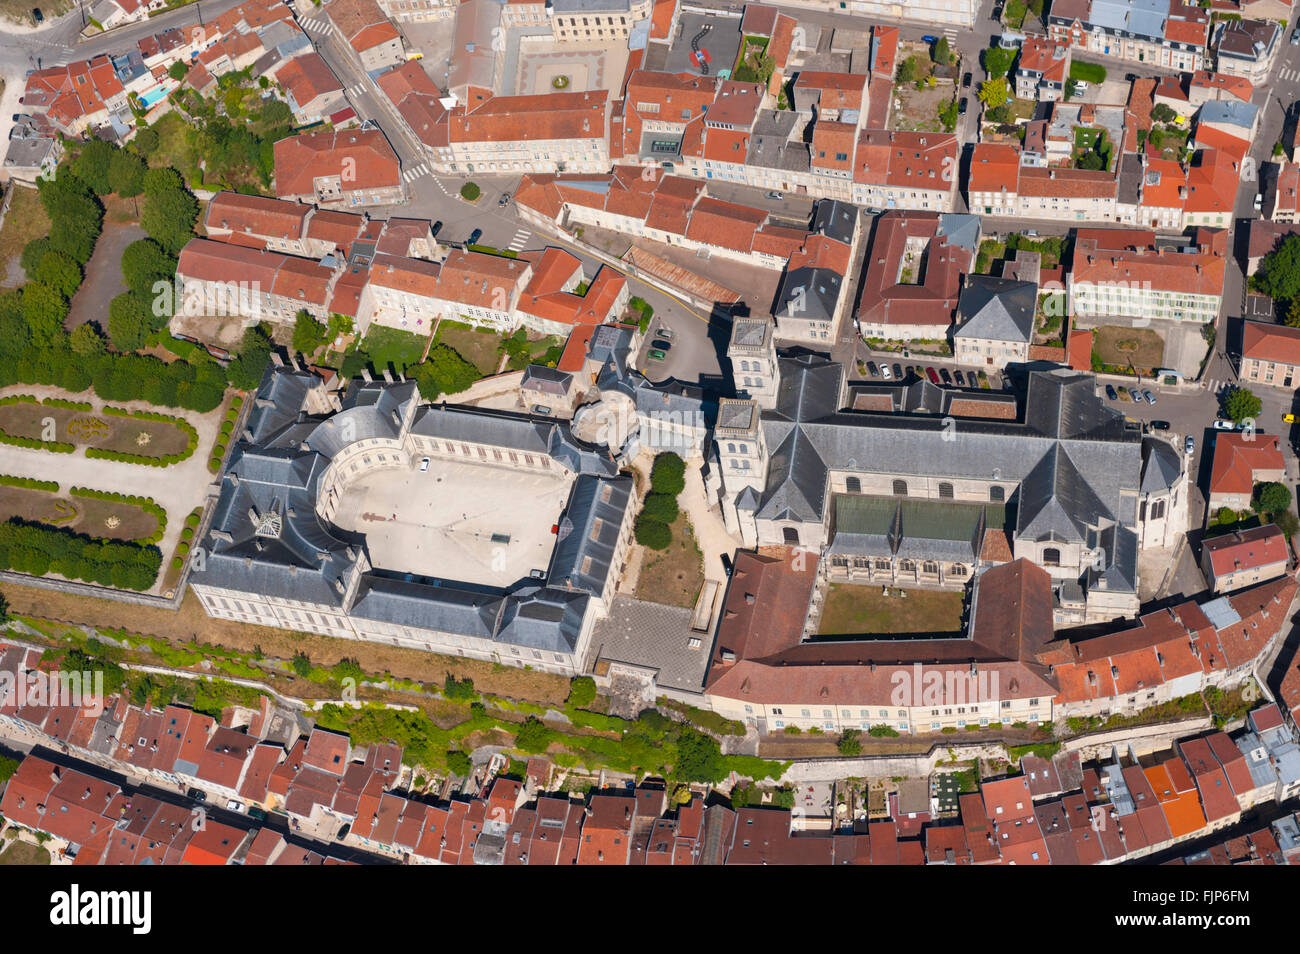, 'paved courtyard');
330,458,574,588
